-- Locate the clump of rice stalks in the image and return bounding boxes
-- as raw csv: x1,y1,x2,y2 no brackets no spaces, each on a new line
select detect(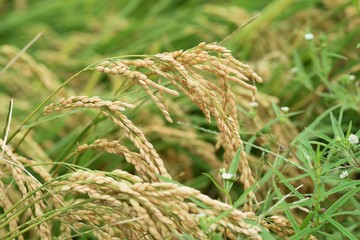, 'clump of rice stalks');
0,42,301,239
0,145,261,239
94,42,262,190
